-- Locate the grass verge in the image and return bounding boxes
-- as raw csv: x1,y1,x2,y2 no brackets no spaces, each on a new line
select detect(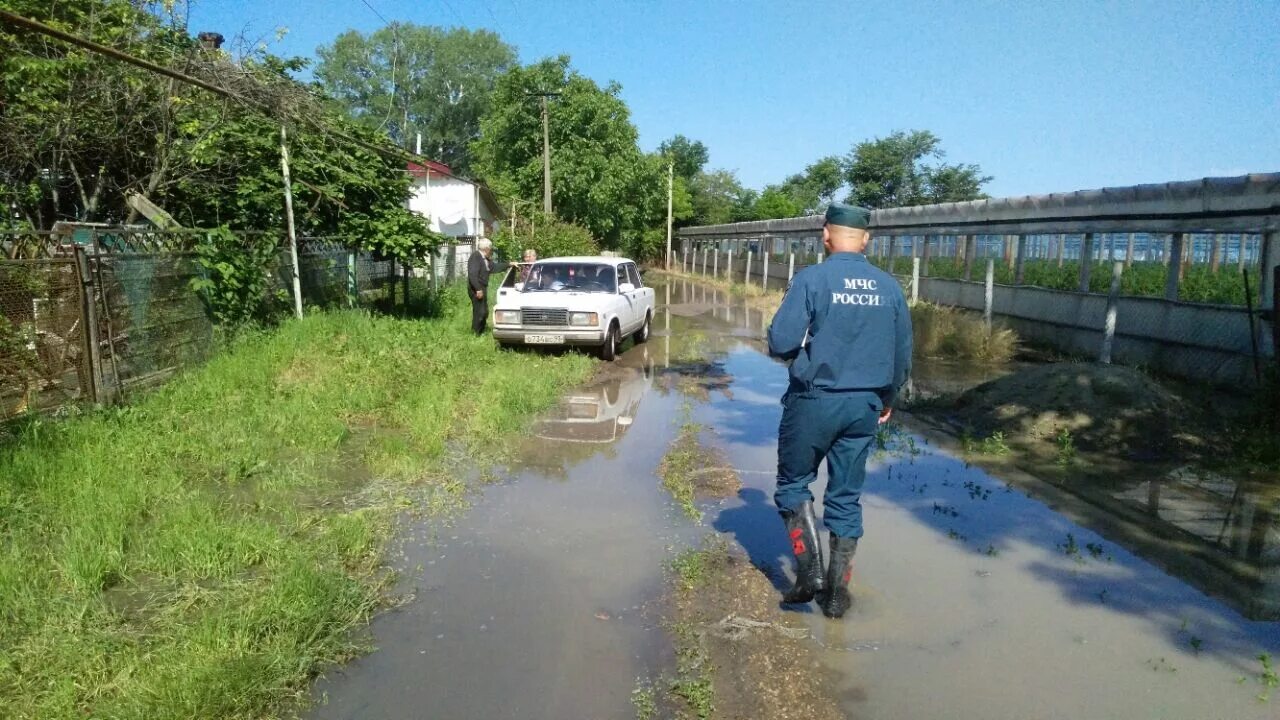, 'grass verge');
658,409,742,523
0,286,593,719
654,540,842,720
